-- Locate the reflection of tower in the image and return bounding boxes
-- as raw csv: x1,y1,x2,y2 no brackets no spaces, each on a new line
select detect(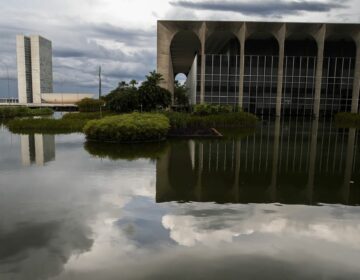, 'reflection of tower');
20,134,55,166
342,128,356,204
